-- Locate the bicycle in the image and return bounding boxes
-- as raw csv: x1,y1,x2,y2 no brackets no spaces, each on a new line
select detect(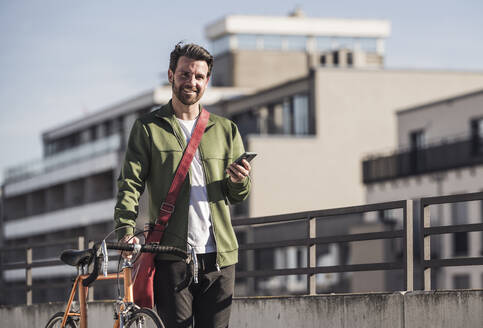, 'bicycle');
44,239,187,328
